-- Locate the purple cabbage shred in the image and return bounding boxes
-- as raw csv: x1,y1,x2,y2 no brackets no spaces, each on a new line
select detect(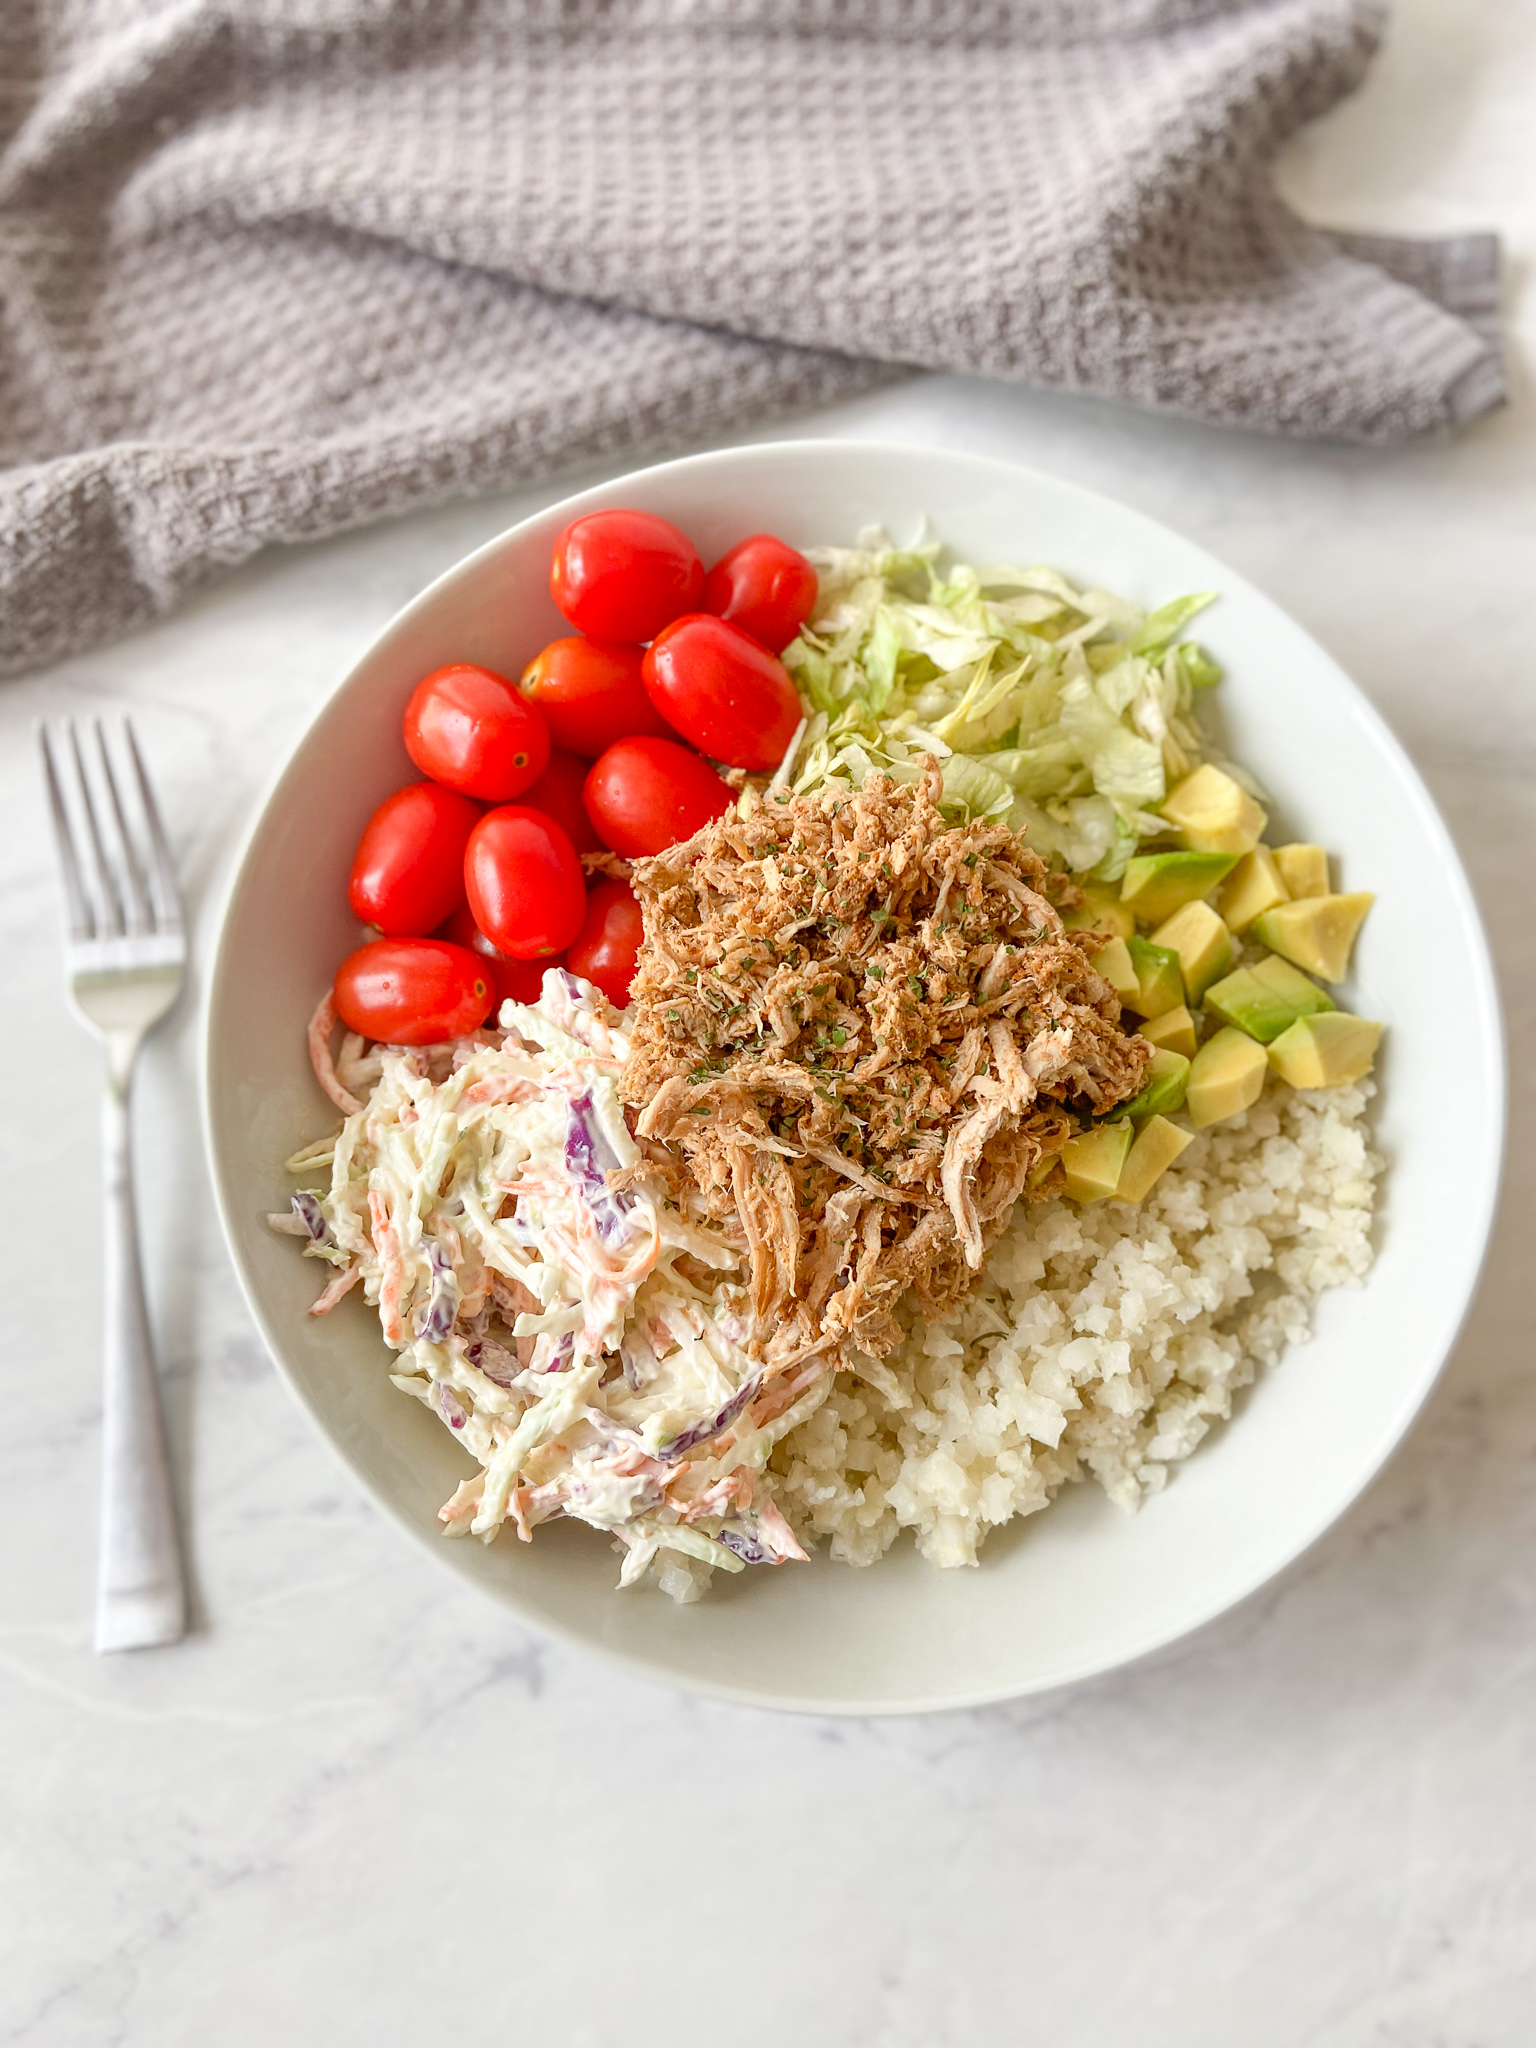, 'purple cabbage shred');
619,1341,649,1392
467,1337,519,1388
414,1240,459,1344
659,1376,762,1463
716,1522,768,1565
291,1191,326,1242
564,1093,629,1244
